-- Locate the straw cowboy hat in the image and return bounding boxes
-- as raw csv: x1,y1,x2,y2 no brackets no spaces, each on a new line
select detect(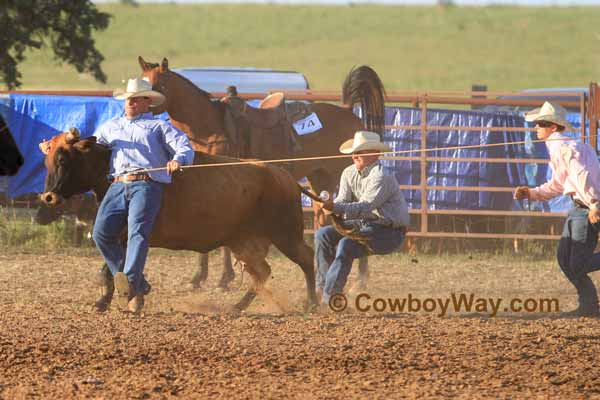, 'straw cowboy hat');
113,78,165,107
524,101,574,132
339,131,391,154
